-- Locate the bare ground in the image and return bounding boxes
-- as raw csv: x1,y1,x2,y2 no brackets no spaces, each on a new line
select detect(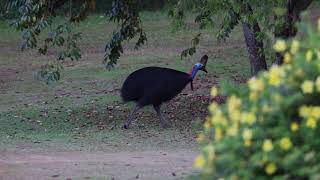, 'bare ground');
0,149,199,180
